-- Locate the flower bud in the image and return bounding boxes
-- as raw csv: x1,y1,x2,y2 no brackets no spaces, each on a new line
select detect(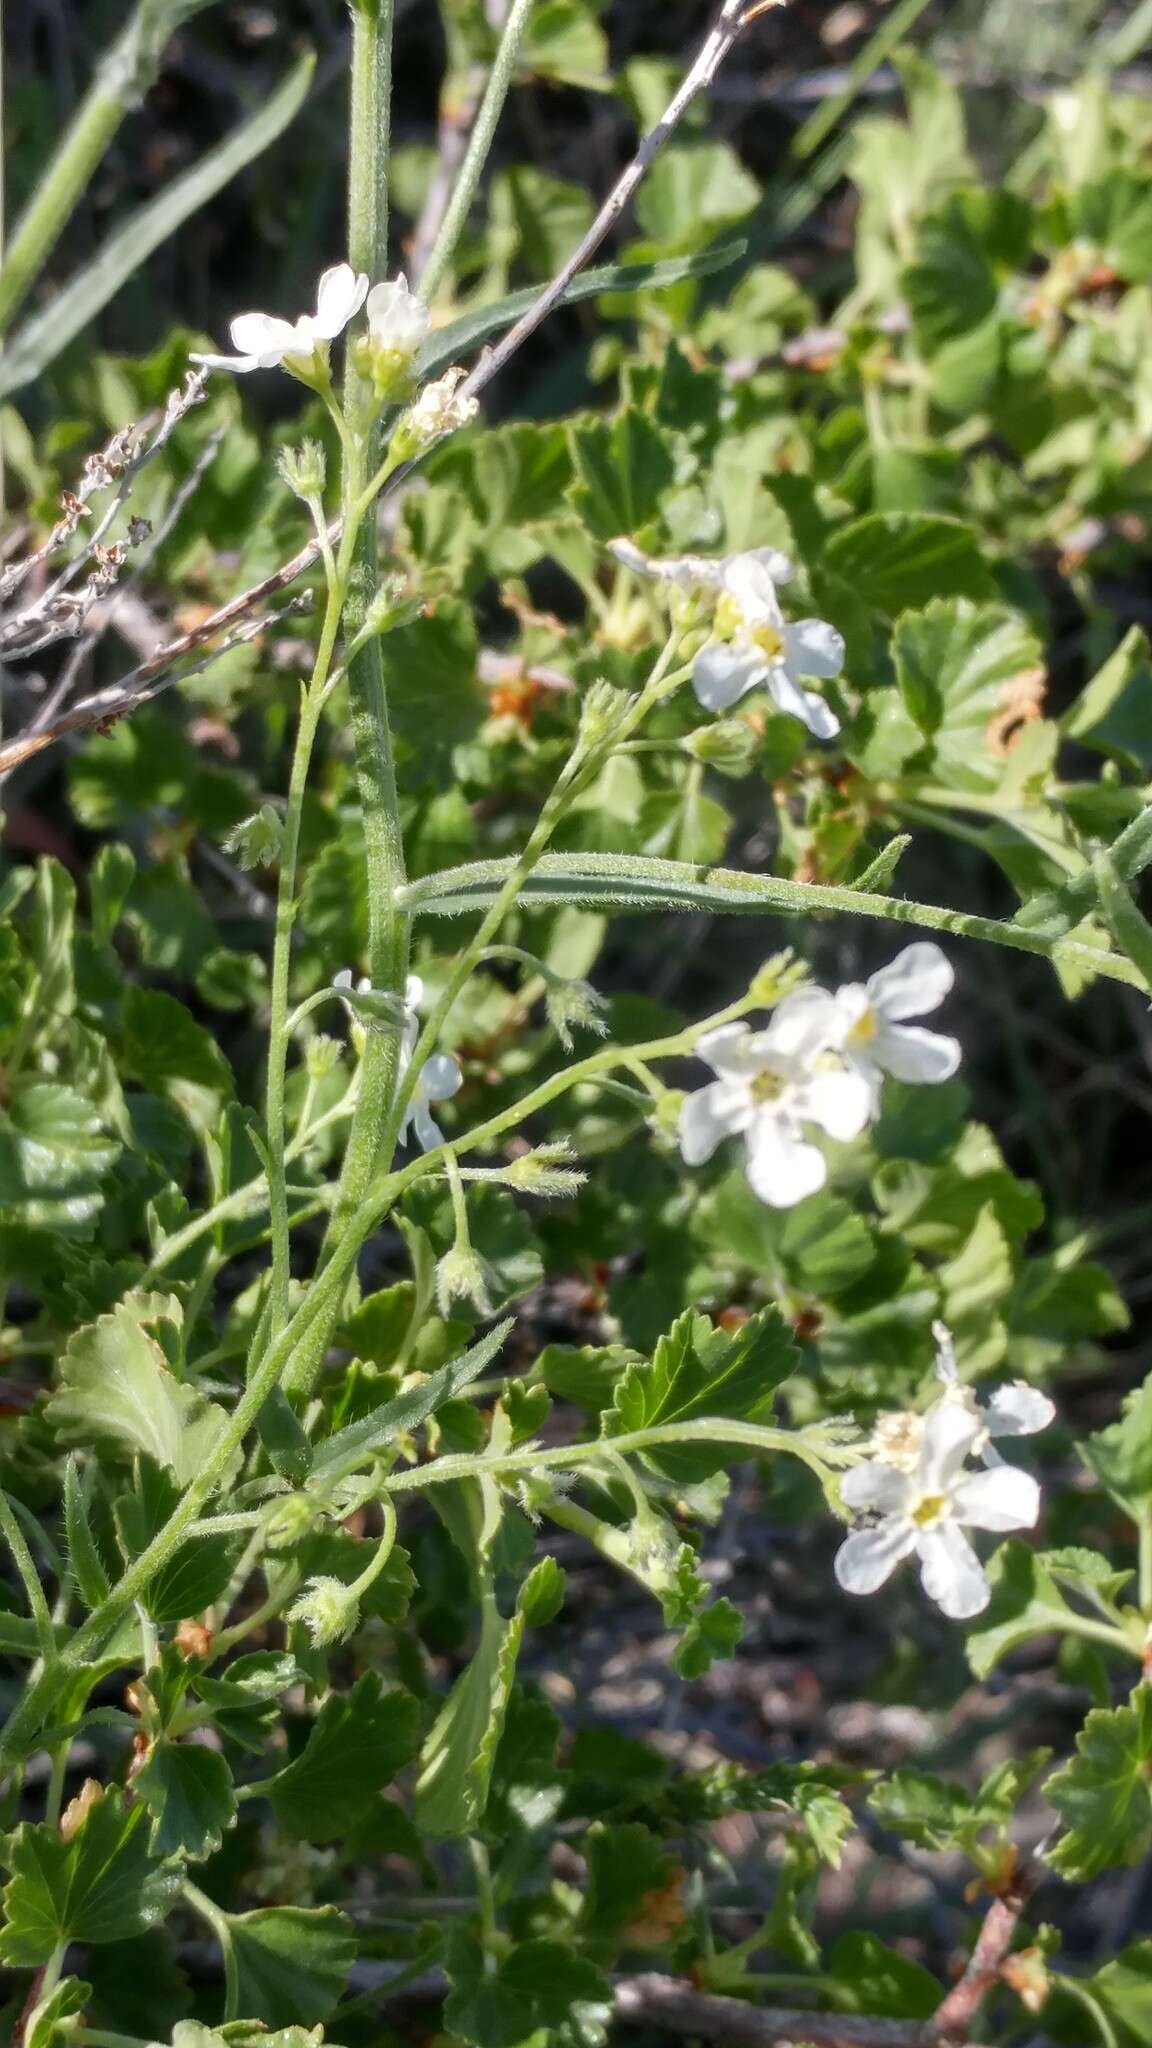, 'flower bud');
747,949,807,1007
544,976,608,1052
288,1574,359,1648
577,680,635,750
276,439,327,501
436,1244,492,1317
503,1140,587,1197
264,1492,320,1550
225,804,284,872
682,719,757,775
305,1034,342,1082
391,367,478,460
